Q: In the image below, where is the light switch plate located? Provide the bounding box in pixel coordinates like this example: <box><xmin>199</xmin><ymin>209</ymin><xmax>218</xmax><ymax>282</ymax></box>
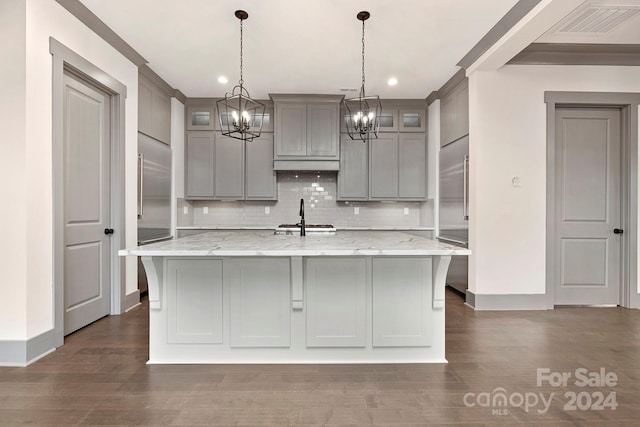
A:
<box><xmin>403</xmin><ymin>207</ymin><xmax>409</xmax><ymax>215</ymax></box>
<box><xmin>203</xmin><ymin>206</ymin><xmax>208</xmax><ymax>214</ymax></box>
<box><xmin>354</xmin><ymin>207</ymin><xmax>359</xmax><ymax>215</ymax></box>
<box><xmin>265</xmin><ymin>207</ymin><xmax>270</xmax><ymax>215</ymax></box>
<box><xmin>183</xmin><ymin>206</ymin><xmax>189</xmax><ymax>214</ymax></box>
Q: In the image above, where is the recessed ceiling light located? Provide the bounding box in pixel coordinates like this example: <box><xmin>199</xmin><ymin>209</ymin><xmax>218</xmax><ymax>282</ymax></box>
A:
<box><xmin>387</xmin><ymin>77</ymin><xmax>398</xmax><ymax>86</ymax></box>
<box><xmin>217</xmin><ymin>76</ymin><xmax>228</xmax><ymax>84</ymax></box>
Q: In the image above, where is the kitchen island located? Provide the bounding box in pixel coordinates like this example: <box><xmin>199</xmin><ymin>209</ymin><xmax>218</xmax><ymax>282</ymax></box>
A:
<box><xmin>119</xmin><ymin>231</ymin><xmax>470</xmax><ymax>364</ymax></box>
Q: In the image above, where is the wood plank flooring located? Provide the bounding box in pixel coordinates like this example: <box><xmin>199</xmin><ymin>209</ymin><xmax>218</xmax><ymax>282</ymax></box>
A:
<box><xmin>1</xmin><ymin>289</ymin><xmax>640</xmax><ymax>425</ymax></box>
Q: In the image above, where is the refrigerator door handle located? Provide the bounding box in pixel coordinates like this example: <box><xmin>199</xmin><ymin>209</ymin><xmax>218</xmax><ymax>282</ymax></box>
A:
<box><xmin>463</xmin><ymin>154</ymin><xmax>469</xmax><ymax>220</ymax></box>
<box><xmin>137</xmin><ymin>153</ymin><xmax>144</xmax><ymax>219</ymax></box>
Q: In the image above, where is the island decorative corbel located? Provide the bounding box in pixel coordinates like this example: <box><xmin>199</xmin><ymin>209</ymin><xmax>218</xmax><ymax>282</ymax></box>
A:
<box><xmin>141</xmin><ymin>256</ymin><xmax>164</xmax><ymax>310</ymax></box>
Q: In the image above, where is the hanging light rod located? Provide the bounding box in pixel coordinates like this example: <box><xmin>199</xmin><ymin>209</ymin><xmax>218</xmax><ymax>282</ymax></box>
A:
<box><xmin>342</xmin><ymin>10</ymin><xmax>382</xmax><ymax>143</ymax></box>
<box><xmin>216</xmin><ymin>9</ymin><xmax>265</xmax><ymax>142</ymax></box>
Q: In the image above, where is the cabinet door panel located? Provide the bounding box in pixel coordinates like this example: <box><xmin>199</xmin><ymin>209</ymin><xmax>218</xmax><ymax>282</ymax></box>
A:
<box><xmin>369</xmin><ymin>135</ymin><xmax>399</xmax><ymax>199</ymax></box>
<box><xmin>338</xmin><ymin>136</ymin><xmax>368</xmax><ymax>200</ymax></box>
<box><xmin>187</xmin><ymin>106</ymin><xmax>215</xmax><ymax>131</ymax></box>
<box><xmin>246</xmin><ymin>134</ymin><xmax>276</xmax><ymax>200</ymax></box>
<box><xmin>306</xmin><ymin>258</ymin><xmax>366</xmax><ymax>347</ymax></box>
<box><xmin>372</xmin><ymin>257</ymin><xmax>432</xmax><ymax>347</ymax></box>
<box><xmin>440</xmin><ymin>94</ymin><xmax>455</xmax><ymax>147</ymax></box>
<box><xmin>228</xmin><ymin>258</ymin><xmax>291</xmax><ymax>347</ymax></box>
<box><xmin>186</xmin><ymin>132</ymin><xmax>214</xmax><ymax>198</ymax></box>
<box><xmin>167</xmin><ymin>259</ymin><xmax>223</xmax><ymax>344</ymax></box>
<box><xmin>455</xmin><ymin>80</ymin><xmax>469</xmax><ymax>140</ymax></box>
<box><xmin>399</xmin><ymin>108</ymin><xmax>426</xmax><ymax>132</ymax></box>
<box><xmin>214</xmin><ymin>134</ymin><xmax>244</xmax><ymax>199</ymax></box>
<box><xmin>138</xmin><ymin>78</ymin><xmax>153</xmax><ymax>138</ymax></box>
<box><xmin>307</xmin><ymin>103</ymin><xmax>338</xmax><ymax>157</ymax></box>
<box><xmin>275</xmin><ymin>103</ymin><xmax>307</xmax><ymax>156</ymax></box>
<box><xmin>399</xmin><ymin>134</ymin><xmax>427</xmax><ymax>199</ymax></box>
<box><xmin>154</xmin><ymin>90</ymin><xmax>171</xmax><ymax>143</ymax></box>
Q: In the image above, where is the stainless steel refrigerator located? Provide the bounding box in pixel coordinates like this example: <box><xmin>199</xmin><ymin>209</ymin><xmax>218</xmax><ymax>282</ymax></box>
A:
<box><xmin>438</xmin><ymin>135</ymin><xmax>469</xmax><ymax>294</ymax></box>
<box><xmin>137</xmin><ymin>133</ymin><xmax>172</xmax><ymax>292</ymax></box>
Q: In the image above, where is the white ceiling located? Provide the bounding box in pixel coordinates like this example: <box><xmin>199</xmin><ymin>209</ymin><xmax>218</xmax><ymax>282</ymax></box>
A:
<box><xmin>79</xmin><ymin>0</ymin><xmax>521</xmax><ymax>99</ymax></box>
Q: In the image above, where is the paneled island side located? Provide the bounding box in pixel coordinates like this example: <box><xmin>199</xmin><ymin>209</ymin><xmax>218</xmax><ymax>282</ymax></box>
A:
<box><xmin>119</xmin><ymin>231</ymin><xmax>470</xmax><ymax>364</ymax></box>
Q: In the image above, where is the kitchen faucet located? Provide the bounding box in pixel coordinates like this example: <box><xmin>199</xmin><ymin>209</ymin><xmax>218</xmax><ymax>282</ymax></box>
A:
<box><xmin>297</xmin><ymin>198</ymin><xmax>306</xmax><ymax>236</ymax></box>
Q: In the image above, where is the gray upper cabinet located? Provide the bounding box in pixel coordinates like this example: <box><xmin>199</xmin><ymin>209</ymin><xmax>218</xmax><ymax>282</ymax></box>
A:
<box><xmin>369</xmin><ymin>135</ymin><xmax>400</xmax><ymax>199</ymax></box>
<box><xmin>369</xmin><ymin>133</ymin><xmax>427</xmax><ymax>200</ymax></box>
<box><xmin>186</xmin><ymin>131</ymin><xmax>215</xmax><ymax>198</ymax></box>
<box><xmin>398</xmin><ymin>134</ymin><xmax>427</xmax><ymax>199</ymax></box>
<box><xmin>139</xmin><ymin>74</ymin><xmax>171</xmax><ymax>144</ymax></box>
<box><xmin>214</xmin><ymin>134</ymin><xmax>245</xmax><ymax>199</ymax></box>
<box><xmin>246</xmin><ymin>134</ymin><xmax>276</xmax><ymax>200</ymax></box>
<box><xmin>187</xmin><ymin>106</ymin><xmax>215</xmax><ymax>131</ymax></box>
<box><xmin>338</xmin><ymin>136</ymin><xmax>368</xmax><ymax>200</ymax></box>
<box><xmin>275</xmin><ymin>102</ymin><xmax>307</xmax><ymax>156</ymax></box>
<box><xmin>272</xmin><ymin>94</ymin><xmax>341</xmax><ymax>161</ymax></box>
<box><xmin>307</xmin><ymin>103</ymin><xmax>339</xmax><ymax>156</ymax></box>
<box><xmin>440</xmin><ymin>78</ymin><xmax>468</xmax><ymax>147</ymax></box>
<box><xmin>184</xmin><ymin>98</ymin><xmax>276</xmax><ymax>201</ymax></box>
<box><xmin>340</xmin><ymin>107</ymin><xmax>398</xmax><ymax>133</ymax></box>
<box><xmin>399</xmin><ymin>108</ymin><xmax>426</xmax><ymax>132</ymax></box>
<box><xmin>339</xmin><ymin>100</ymin><xmax>428</xmax><ymax>201</ymax></box>
<box><xmin>185</xmin><ymin>130</ymin><xmax>276</xmax><ymax>201</ymax></box>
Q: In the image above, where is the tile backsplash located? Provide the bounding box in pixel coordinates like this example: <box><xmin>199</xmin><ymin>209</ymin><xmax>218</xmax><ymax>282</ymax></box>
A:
<box><xmin>179</xmin><ymin>172</ymin><xmax>433</xmax><ymax>228</ymax></box>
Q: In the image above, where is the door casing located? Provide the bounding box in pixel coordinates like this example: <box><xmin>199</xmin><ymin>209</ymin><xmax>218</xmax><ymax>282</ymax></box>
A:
<box><xmin>51</xmin><ymin>38</ymin><xmax>127</xmax><ymax>346</ymax></box>
<box><xmin>545</xmin><ymin>91</ymin><xmax>640</xmax><ymax>309</ymax></box>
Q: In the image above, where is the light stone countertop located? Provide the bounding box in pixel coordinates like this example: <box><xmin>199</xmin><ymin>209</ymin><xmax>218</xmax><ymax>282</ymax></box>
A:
<box><xmin>176</xmin><ymin>226</ymin><xmax>434</xmax><ymax>231</ymax></box>
<box><xmin>119</xmin><ymin>230</ymin><xmax>469</xmax><ymax>257</ymax></box>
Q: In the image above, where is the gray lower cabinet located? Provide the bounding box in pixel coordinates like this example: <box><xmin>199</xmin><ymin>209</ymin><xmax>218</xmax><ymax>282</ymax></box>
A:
<box><xmin>338</xmin><ymin>136</ymin><xmax>368</xmax><ymax>200</ymax></box>
<box><xmin>372</xmin><ymin>257</ymin><xmax>432</xmax><ymax>347</ymax></box>
<box><xmin>226</xmin><ymin>258</ymin><xmax>291</xmax><ymax>348</ymax></box>
<box><xmin>186</xmin><ymin>131</ymin><xmax>275</xmax><ymax>200</ymax></box>
<box><xmin>186</xmin><ymin>132</ymin><xmax>215</xmax><ymax>198</ymax></box>
<box><xmin>246</xmin><ymin>134</ymin><xmax>276</xmax><ymax>200</ymax></box>
<box><xmin>166</xmin><ymin>259</ymin><xmax>223</xmax><ymax>344</ymax></box>
<box><xmin>305</xmin><ymin>258</ymin><xmax>367</xmax><ymax>347</ymax></box>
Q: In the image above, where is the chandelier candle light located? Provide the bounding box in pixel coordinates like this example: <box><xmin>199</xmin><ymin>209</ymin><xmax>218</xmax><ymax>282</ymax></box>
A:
<box><xmin>217</xmin><ymin>10</ymin><xmax>265</xmax><ymax>142</ymax></box>
<box><xmin>343</xmin><ymin>11</ymin><xmax>382</xmax><ymax>143</ymax></box>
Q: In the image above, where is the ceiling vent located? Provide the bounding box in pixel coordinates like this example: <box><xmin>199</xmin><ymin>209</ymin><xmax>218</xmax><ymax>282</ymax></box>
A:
<box><xmin>557</xmin><ymin>4</ymin><xmax>640</xmax><ymax>33</ymax></box>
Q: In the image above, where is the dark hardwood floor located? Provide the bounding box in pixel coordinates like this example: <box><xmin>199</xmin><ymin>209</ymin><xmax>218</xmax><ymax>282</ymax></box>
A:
<box><xmin>1</xmin><ymin>288</ymin><xmax>640</xmax><ymax>426</ymax></box>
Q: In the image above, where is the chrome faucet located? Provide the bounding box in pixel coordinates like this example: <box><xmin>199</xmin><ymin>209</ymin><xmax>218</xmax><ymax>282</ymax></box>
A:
<box><xmin>297</xmin><ymin>198</ymin><xmax>306</xmax><ymax>236</ymax></box>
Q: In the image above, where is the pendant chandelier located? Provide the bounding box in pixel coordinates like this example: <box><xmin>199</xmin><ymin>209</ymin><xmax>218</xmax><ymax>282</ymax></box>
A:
<box><xmin>342</xmin><ymin>11</ymin><xmax>382</xmax><ymax>143</ymax></box>
<box><xmin>217</xmin><ymin>10</ymin><xmax>265</xmax><ymax>142</ymax></box>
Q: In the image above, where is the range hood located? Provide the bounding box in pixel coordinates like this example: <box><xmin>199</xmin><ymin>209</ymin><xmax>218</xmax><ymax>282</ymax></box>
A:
<box><xmin>273</xmin><ymin>160</ymin><xmax>339</xmax><ymax>171</ymax></box>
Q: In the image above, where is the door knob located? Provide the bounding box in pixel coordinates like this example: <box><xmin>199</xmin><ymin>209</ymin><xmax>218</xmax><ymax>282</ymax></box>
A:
<box><xmin>104</xmin><ymin>228</ymin><xmax>114</xmax><ymax>235</ymax></box>
<box><xmin>614</xmin><ymin>228</ymin><xmax>623</xmax><ymax>234</ymax></box>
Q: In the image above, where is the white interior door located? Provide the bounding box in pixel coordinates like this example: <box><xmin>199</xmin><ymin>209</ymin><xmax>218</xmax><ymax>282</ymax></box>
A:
<box><xmin>554</xmin><ymin>107</ymin><xmax>621</xmax><ymax>305</ymax></box>
<box><xmin>63</xmin><ymin>71</ymin><xmax>112</xmax><ymax>334</ymax></box>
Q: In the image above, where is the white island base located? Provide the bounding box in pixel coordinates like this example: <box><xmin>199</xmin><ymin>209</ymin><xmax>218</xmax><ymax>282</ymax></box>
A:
<box><xmin>125</xmin><ymin>232</ymin><xmax>470</xmax><ymax>364</ymax></box>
